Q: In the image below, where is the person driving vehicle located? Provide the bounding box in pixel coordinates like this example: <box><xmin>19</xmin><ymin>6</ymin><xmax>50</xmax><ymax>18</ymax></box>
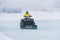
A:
<box><xmin>24</xmin><ymin>11</ymin><xmax>32</xmax><ymax>17</ymax></box>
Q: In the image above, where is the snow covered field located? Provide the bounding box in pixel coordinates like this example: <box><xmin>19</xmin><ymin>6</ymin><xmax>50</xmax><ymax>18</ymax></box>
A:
<box><xmin>0</xmin><ymin>32</ymin><xmax>14</xmax><ymax>40</ymax></box>
<box><xmin>0</xmin><ymin>10</ymin><xmax>60</xmax><ymax>40</ymax></box>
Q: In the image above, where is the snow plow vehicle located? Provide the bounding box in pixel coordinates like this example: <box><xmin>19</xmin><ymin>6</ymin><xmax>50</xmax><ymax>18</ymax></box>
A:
<box><xmin>20</xmin><ymin>11</ymin><xmax>37</xmax><ymax>29</ymax></box>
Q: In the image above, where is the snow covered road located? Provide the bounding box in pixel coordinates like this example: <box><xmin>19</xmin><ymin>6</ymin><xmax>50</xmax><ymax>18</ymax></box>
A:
<box><xmin>0</xmin><ymin>10</ymin><xmax>60</xmax><ymax>40</ymax></box>
<box><xmin>0</xmin><ymin>32</ymin><xmax>14</xmax><ymax>40</ymax></box>
<box><xmin>0</xmin><ymin>20</ymin><xmax>60</xmax><ymax>40</ymax></box>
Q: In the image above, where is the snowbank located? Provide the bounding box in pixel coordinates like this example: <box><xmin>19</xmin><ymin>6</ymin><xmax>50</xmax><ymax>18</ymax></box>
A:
<box><xmin>0</xmin><ymin>10</ymin><xmax>60</xmax><ymax>21</ymax></box>
<box><xmin>0</xmin><ymin>32</ymin><xmax>14</xmax><ymax>40</ymax></box>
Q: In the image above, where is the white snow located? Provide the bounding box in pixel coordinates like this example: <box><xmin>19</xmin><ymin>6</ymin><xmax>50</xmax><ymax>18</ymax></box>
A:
<box><xmin>0</xmin><ymin>10</ymin><xmax>60</xmax><ymax>40</ymax></box>
<box><xmin>0</xmin><ymin>32</ymin><xmax>14</xmax><ymax>40</ymax></box>
<box><xmin>0</xmin><ymin>0</ymin><xmax>59</xmax><ymax>10</ymax></box>
<box><xmin>0</xmin><ymin>10</ymin><xmax>60</xmax><ymax>21</ymax></box>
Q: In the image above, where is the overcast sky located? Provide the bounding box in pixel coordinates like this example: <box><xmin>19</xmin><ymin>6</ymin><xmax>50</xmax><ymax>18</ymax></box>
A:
<box><xmin>0</xmin><ymin>0</ymin><xmax>60</xmax><ymax>10</ymax></box>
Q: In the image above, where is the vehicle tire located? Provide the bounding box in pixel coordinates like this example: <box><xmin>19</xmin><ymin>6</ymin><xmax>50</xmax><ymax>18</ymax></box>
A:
<box><xmin>20</xmin><ymin>22</ymin><xmax>24</xmax><ymax>25</ymax></box>
<box><xmin>33</xmin><ymin>25</ymin><xmax>37</xmax><ymax>29</ymax></box>
<box><xmin>20</xmin><ymin>25</ymin><xmax>26</xmax><ymax>29</ymax></box>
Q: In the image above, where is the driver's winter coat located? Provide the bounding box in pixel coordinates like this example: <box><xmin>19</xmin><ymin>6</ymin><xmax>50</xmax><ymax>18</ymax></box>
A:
<box><xmin>24</xmin><ymin>13</ymin><xmax>31</xmax><ymax>17</ymax></box>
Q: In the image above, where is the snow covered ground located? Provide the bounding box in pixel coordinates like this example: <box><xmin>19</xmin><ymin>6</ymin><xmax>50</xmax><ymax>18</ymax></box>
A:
<box><xmin>0</xmin><ymin>32</ymin><xmax>14</xmax><ymax>40</ymax></box>
<box><xmin>0</xmin><ymin>10</ymin><xmax>60</xmax><ymax>40</ymax></box>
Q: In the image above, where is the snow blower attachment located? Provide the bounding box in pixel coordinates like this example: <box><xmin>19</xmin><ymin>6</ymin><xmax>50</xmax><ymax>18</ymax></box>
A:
<box><xmin>20</xmin><ymin>11</ymin><xmax>37</xmax><ymax>29</ymax></box>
